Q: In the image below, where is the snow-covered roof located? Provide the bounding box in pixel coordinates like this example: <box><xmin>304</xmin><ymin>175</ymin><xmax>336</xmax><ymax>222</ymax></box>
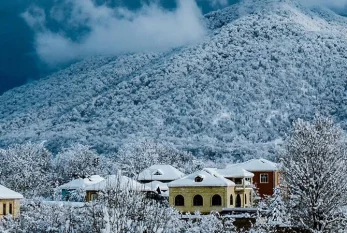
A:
<box><xmin>168</xmin><ymin>169</ymin><xmax>235</xmax><ymax>188</ymax></box>
<box><xmin>0</xmin><ymin>184</ymin><xmax>23</xmax><ymax>199</ymax></box>
<box><xmin>217</xmin><ymin>167</ymin><xmax>254</xmax><ymax>178</ymax></box>
<box><xmin>59</xmin><ymin>175</ymin><xmax>105</xmax><ymax>190</ymax></box>
<box><xmin>85</xmin><ymin>175</ymin><xmax>152</xmax><ymax>192</ymax></box>
<box><xmin>137</xmin><ymin>165</ymin><xmax>185</xmax><ymax>181</ymax></box>
<box><xmin>226</xmin><ymin>158</ymin><xmax>279</xmax><ymax>172</ymax></box>
<box><xmin>145</xmin><ymin>181</ymin><xmax>169</xmax><ymax>191</ymax></box>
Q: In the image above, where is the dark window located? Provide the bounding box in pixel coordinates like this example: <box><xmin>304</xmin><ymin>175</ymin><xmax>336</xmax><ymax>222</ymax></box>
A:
<box><xmin>154</xmin><ymin>170</ymin><xmax>162</xmax><ymax>175</ymax></box>
<box><xmin>212</xmin><ymin>194</ymin><xmax>222</xmax><ymax>206</ymax></box>
<box><xmin>9</xmin><ymin>204</ymin><xmax>12</xmax><ymax>215</ymax></box>
<box><xmin>234</xmin><ymin>178</ymin><xmax>242</xmax><ymax>184</ymax></box>
<box><xmin>245</xmin><ymin>194</ymin><xmax>247</xmax><ymax>204</ymax></box>
<box><xmin>175</xmin><ymin>195</ymin><xmax>185</xmax><ymax>206</ymax></box>
<box><xmin>3</xmin><ymin>204</ymin><xmax>6</xmax><ymax>215</ymax></box>
<box><xmin>230</xmin><ymin>194</ymin><xmax>233</xmax><ymax>205</ymax></box>
<box><xmin>236</xmin><ymin>194</ymin><xmax>241</xmax><ymax>208</ymax></box>
<box><xmin>260</xmin><ymin>174</ymin><xmax>269</xmax><ymax>183</ymax></box>
<box><xmin>194</xmin><ymin>176</ymin><xmax>203</xmax><ymax>182</ymax></box>
<box><xmin>193</xmin><ymin>195</ymin><xmax>203</xmax><ymax>206</ymax></box>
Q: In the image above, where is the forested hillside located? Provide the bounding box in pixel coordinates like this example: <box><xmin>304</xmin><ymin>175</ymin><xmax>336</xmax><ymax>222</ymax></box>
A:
<box><xmin>1</xmin><ymin>0</ymin><xmax>346</xmax><ymax>160</ymax></box>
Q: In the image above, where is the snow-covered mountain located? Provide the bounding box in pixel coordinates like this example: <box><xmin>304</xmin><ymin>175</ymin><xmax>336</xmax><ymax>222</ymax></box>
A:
<box><xmin>1</xmin><ymin>0</ymin><xmax>347</xmax><ymax>160</ymax></box>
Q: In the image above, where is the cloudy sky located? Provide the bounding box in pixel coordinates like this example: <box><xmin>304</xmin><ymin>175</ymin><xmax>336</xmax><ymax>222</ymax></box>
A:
<box><xmin>0</xmin><ymin>0</ymin><xmax>346</xmax><ymax>94</ymax></box>
<box><xmin>0</xmin><ymin>0</ymin><xmax>239</xmax><ymax>94</ymax></box>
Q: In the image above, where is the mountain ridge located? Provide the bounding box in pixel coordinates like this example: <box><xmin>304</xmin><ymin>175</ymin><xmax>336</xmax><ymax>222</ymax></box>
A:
<box><xmin>1</xmin><ymin>0</ymin><xmax>346</xmax><ymax>160</ymax></box>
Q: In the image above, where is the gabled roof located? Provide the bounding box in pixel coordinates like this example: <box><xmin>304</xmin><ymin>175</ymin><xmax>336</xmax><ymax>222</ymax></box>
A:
<box><xmin>0</xmin><ymin>185</ymin><xmax>23</xmax><ymax>199</ymax></box>
<box><xmin>59</xmin><ymin>175</ymin><xmax>105</xmax><ymax>190</ymax></box>
<box><xmin>85</xmin><ymin>175</ymin><xmax>151</xmax><ymax>192</ymax></box>
<box><xmin>226</xmin><ymin>158</ymin><xmax>279</xmax><ymax>172</ymax></box>
<box><xmin>217</xmin><ymin>167</ymin><xmax>254</xmax><ymax>178</ymax></box>
<box><xmin>137</xmin><ymin>165</ymin><xmax>185</xmax><ymax>181</ymax></box>
<box><xmin>168</xmin><ymin>168</ymin><xmax>235</xmax><ymax>188</ymax></box>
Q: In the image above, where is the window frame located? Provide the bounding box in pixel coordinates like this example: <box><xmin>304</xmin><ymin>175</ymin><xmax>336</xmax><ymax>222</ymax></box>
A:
<box><xmin>260</xmin><ymin>173</ymin><xmax>269</xmax><ymax>183</ymax></box>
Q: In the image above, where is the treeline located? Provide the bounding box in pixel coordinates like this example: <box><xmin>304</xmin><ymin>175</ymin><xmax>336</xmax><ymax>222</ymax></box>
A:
<box><xmin>0</xmin><ymin>139</ymin><xmax>204</xmax><ymax>198</ymax></box>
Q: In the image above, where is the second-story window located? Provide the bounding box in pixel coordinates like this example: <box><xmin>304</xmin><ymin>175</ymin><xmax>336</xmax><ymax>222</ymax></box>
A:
<box><xmin>234</xmin><ymin>178</ymin><xmax>242</xmax><ymax>184</ymax></box>
<box><xmin>260</xmin><ymin>174</ymin><xmax>269</xmax><ymax>183</ymax></box>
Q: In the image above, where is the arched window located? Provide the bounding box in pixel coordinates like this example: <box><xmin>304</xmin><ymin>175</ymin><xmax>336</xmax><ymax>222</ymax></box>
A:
<box><xmin>245</xmin><ymin>194</ymin><xmax>247</xmax><ymax>204</ymax></box>
<box><xmin>236</xmin><ymin>194</ymin><xmax>241</xmax><ymax>208</ymax></box>
<box><xmin>230</xmin><ymin>194</ymin><xmax>233</xmax><ymax>205</ymax></box>
<box><xmin>193</xmin><ymin>195</ymin><xmax>203</xmax><ymax>206</ymax></box>
<box><xmin>212</xmin><ymin>194</ymin><xmax>222</xmax><ymax>206</ymax></box>
<box><xmin>175</xmin><ymin>195</ymin><xmax>185</xmax><ymax>206</ymax></box>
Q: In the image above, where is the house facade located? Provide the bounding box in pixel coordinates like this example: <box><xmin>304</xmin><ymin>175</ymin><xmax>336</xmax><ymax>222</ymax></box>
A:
<box><xmin>226</xmin><ymin>158</ymin><xmax>280</xmax><ymax>197</ymax></box>
<box><xmin>0</xmin><ymin>185</ymin><xmax>23</xmax><ymax>218</ymax></box>
<box><xmin>168</xmin><ymin>169</ymin><xmax>253</xmax><ymax>214</ymax></box>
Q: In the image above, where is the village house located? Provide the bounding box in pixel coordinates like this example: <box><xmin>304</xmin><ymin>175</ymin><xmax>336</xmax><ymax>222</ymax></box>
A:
<box><xmin>168</xmin><ymin>168</ymin><xmax>253</xmax><ymax>214</ymax></box>
<box><xmin>59</xmin><ymin>175</ymin><xmax>105</xmax><ymax>201</ymax></box>
<box><xmin>59</xmin><ymin>174</ymin><xmax>152</xmax><ymax>202</ymax></box>
<box><xmin>0</xmin><ymin>184</ymin><xmax>23</xmax><ymax>218</ymax></box>
<box><xmin>85</xmin><ymin>174</ymin><xmax>152</xmax><ymax>201</ymax></box>
<box><xmin>137</xmin><ymin>165</ymin><xmax>185</xmax><ymax>184</ymax></box>
<box><xmin>226</xmin><ymin>158</ymin><xmax>280</xmax><ymax>197</ymax></box>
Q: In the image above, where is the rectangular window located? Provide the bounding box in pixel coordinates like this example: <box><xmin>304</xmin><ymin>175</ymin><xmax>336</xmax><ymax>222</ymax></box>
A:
<box><xmin>260</xmin><ymin>174</ymin><xmax>269</xmax><ymax>183</ymax></box>
<box><xmin>234</xmin><ymin>178</ymin><xmax>242</xmax><ymax>184</ymax></box>
<box><xmin>9</xmin><ymin>203</ymin><xmax>12</xmax><ymax>215</ymax></box>
<box><xmin>3</xmin><ymin>204</ymin><xmax>6</xmax><ymax>215</ymax></box>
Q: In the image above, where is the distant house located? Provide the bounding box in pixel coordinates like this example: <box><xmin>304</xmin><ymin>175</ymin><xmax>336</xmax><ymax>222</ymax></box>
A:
<box><xmin>0</xmin><ymin>184</ymin><xmax>23</xmax><ymax>218</ymax></box>
<box><xmin>168</xmin><ymin>168</ymin><xmax>253</xmax><ymax>214</ymax></box>
<box><xmin>59</xmin><ymin>175</ymin><xmax>152</xmax><ymax>202</ymax></box>
<box><xmin>137</xmin><ymin>165</ymin><xmax>185</xmax><ymax>184</ymax></box>
<box><xmin>58</xmin><ymin>175</ymin><xmax>105</xmax><ymax>201</ymax></box>
<box><xmin>85</xmin><ymin>175</ymin><xmax>152</xmax><ymax>201</ymax></box>
<box><xmin>226</xmin><ymin>158</ymin><xmax>280</xmax><ymax>197</ymax></box>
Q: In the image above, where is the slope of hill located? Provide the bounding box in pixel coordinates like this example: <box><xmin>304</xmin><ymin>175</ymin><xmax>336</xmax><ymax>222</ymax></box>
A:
<box><xmin>1</xmin><ymin>0</ymin><xmax>347</xmax><ymax>160</ymax></box>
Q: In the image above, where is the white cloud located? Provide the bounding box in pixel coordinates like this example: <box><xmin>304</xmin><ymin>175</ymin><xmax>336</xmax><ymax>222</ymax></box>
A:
<box><xmin>208</xmin><ymin>0</ymin><xmax>229</xmax><ymax>7</ymax></box>
<box><xmin>23</xmin><ymin>0</ymin><xmax>207</xmax><ymax>66</ymax></box>
<box><xmin>21</xmin><ymin>5</ymin><xmax>46</xmax><ymax>31</ymax></box>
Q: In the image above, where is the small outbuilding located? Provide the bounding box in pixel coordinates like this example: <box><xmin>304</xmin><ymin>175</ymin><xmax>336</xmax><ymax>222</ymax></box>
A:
<box><xmin>58</xmin><ymin>175</ymin><xmax>105</xmax><ymax>201</ymax></box>
<box><xmin>0</xmin><ymin>184</ymin><xmax>24</xmax><ymax>218</ymax></box>
<box><xmin>85</xmin><ymin>174</ymin><xmax>152</xmax><ymax>201</ymax></box>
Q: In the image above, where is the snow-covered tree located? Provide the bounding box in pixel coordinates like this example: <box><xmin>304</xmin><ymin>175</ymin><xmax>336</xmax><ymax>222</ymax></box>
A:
<box><xmin>267</xmin><ymin>187</ymin><xmax>290</xmax><ymax>227</ymax></box>
<box><xmin>0</xmin><ymin>199</ymin><xmax>97</xmax><ymax>233</ymax></box>
<box><xmin>116</xmin><ymin>139</ymin><xmax>203</xmax><ymax>178</ymax></box>
<box><xmin>0</xmin><ymin>142</ymin><xmax>53</xmax><ymax>197</ymax></box>
<box><xmin>281</xmin><ymin>115</ymin><xmax>347</xmax><ymax>232</ymax></box>
<box><xmin>53</xmin><ymin>144</ymin><xmax>116</xmax><ymax>185</ymax></box>
<box><xmin>250</xmin><ymin>187</ymin><xmax>290</xmax><ymax>233</ymax></box>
